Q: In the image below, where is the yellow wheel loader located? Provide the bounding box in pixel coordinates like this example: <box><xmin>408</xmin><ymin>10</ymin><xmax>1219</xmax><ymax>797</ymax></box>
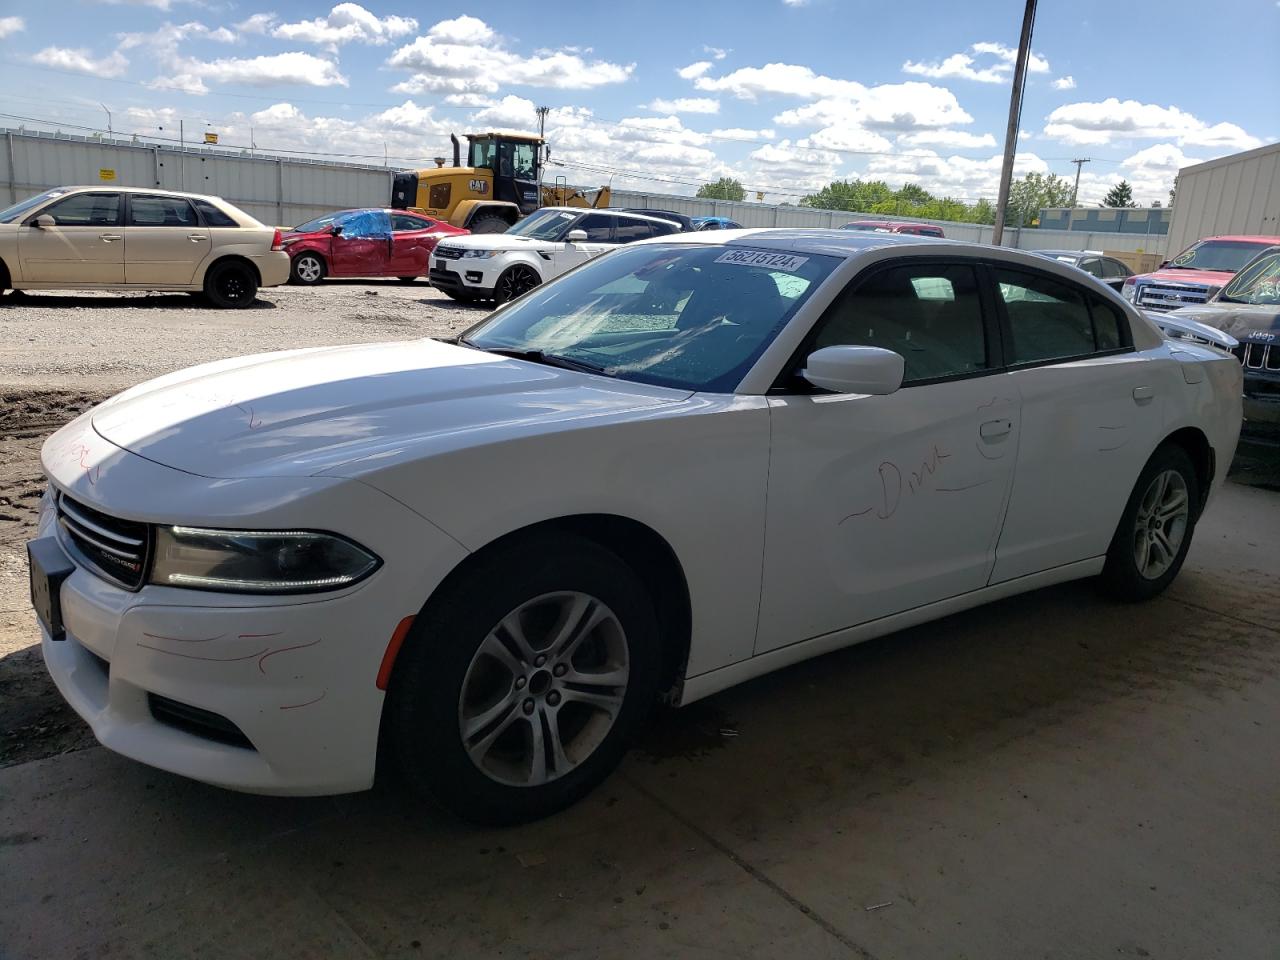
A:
<box><xmin>391</xmin><ymin>132</ymin><xmax>611</xmax><ymax>234</ymax></box>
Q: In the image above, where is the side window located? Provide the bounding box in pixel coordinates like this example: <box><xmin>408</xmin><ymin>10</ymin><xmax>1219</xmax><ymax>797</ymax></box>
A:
<box><xmin>995</xmin><ymin>268</ymin><xmax>1099</xmax><ymax>363</ymax></box>
<box><xmin>811</xmin><ymin>262</ymin><xmax>990</xmax><ymax>384</ymax></box>
<box><xmin>41</xmin><ymin>193</ymin><xmax>120</xmax><ymax>226</ymax></box>
<box><xmin>575</xmin><ymin>214</ymin><xmax>615</xmax><ymax>242</ymax></box>
<box><xmin>1078</xmin><ymin>258</ymin><xmax>1104</xmax><ymax>278</ymax></box>
<box><xmin>129</xmin><ymin>195</ymin><xmax>198</xmax><ymax>227</ymax></box>
<box><xmin>392</xmin><ymin>213</ymin><xmax>430</xmax><ymax>232</ymax></box>
<box><xmin>1088</xmin><ymin>295</ymin><xmax>1127</xmax><ymax>351</ymax></box>
<box><xmin>649</xmin><ymin>220</ymin><xmax>679</xmax><ymax>237</ymax></box>
<box><xmin>192</xmin><ymin>199</ymin><xmax>239</xmax><ymax>227</ymax></box>
<box><xmin>1102</xmin><ymin>259</ymin><xmax>1129</xmax><ymax>280</ymax></box>
<box><xmin>512</xmin><ymin>142</ymin><xmax>537</xmax><ymax>180</ymax></box>
<box><xmin>612</xmin><ymin>219</ymin><xmax>656</xmax><ymax>243</ymax></box>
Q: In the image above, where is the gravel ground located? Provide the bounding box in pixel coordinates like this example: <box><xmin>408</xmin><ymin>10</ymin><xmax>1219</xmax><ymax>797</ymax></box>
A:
<box><xmin>0</xmin><ymin>280</ymin><xmax>486</xmax><ymax>766</ymax></box>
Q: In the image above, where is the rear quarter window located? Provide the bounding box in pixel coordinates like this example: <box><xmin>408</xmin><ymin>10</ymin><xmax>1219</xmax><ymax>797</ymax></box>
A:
<box><xmin>194</xmin><ymin>199</ymin><xmax>240</xmax><ymax>227</ymax></box>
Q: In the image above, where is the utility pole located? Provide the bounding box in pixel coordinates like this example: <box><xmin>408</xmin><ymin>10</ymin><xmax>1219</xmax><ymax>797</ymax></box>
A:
<box><xmin>991</xmin><ymin>0</ymin><xmax>1038</xmax><ymax>247</ymax></box>
<box><xmin>179</xmin><ymin>119</ymin><xmax>185</xmax><ymax>190</ymax></box>
<box><xmin>535</xmin><ymin>105</ymin><xmax>550</xmax><ymax>202</ymax></box>
<box><xmin>1069</xmin><ymin>157</ymin><xmax>1091</xmax><ymax>207</ymax></box>
<box><xmin>99</xmin><ymin>103</ymin><xmax>112</xmax><ymax>137</ymax></box>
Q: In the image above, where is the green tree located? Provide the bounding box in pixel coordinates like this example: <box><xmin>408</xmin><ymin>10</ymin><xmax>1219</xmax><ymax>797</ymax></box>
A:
<box><xmin>1005</xmin><ymin>172</ymin><xmax>1074</xmax><ymax>227</ymax></box>
<box><xmin>1102</xmin><ymin>180</ymin><xmax>1137</xmax><ymax>208</ymax></box>
<box><xmin>800</xmin><ymin>178</ymin><xmax>894</xmax><ymax>211</ymax></box>
<box><xmin>696</xmin><ymin>177</ymin><xmax>746</xmax><ymax>202</ymax></box>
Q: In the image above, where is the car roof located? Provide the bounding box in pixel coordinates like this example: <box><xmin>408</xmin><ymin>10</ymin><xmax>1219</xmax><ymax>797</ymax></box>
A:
<box><xmin>542</xmin><ymin>206</ymin><xmax>683</xmax><ymax>226</ymax></box>
<box><xmin>1199</xmin><ymin>235</ymin><xmax>1280</xmax><ymax>244</ymax></box>
<box><xmin>53</xmin><ymin>185</ymin><xmax>228</xmax><ymax>204</ymax></box>
<box><xmin>642</xmin><ymin>227</ymin><xmax>1036</xmax><ymax>259</ymax></box>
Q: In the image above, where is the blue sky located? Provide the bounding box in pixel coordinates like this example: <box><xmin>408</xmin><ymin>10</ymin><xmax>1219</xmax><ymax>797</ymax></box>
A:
<box><xmin>0</xmin><ymin>0</ymin><xmax>1275</xmax><ymax>204</ymax></box>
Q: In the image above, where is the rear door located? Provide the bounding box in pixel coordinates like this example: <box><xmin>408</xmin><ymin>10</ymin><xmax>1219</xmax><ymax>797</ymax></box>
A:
<box><xmin>17</xmin><ymin>192</ymin><xmax>124</xmax><ymax>283</ymax></box>
<box><xmin>330</xmin><ymin>210</ymin><xmax>392</xmax><ymax>277</ymax></box>
<box><xmin>124</xmin><ymin>194</ymin><xmax>210</xmax><ymax>285</ymax></box>
<box><xmin>388</xmin><ymin>212</ymin><xmax>436</xmax><ymax>277</ymax></box>
<box><xmin>988</xmin><ymin>265</ymin><xmax>1164</xmax><ymax>582</ymax></box>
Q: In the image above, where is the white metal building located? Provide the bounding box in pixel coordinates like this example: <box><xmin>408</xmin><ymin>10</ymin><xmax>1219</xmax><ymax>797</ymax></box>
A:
<box><xmin>1166</xmin><ymin>142</ymin><xmax>1280</xmax><ymax>255</ymax></box>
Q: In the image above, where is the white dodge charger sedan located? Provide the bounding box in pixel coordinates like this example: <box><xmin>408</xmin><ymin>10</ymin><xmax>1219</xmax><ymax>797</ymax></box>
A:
<box><xmin>30</xmin><ymin>230</ymin><xmax>1242</xmax><ymax>823</ymax></box>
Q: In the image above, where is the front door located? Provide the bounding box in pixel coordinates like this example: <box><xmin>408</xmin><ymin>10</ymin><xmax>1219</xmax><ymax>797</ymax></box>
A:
<box><xmin>331</xmin><ymin>210</ymin><xmax>392</xmax><ymax>277</ymax></box>
<box><xmin>756</xmin><ymin>260</ymin><xmax>1020</xmax><ymax>653</ymax></box>
<box><xmin>987</xmin><ymin>266</ymin><xmax>1165</xmax><ymax>582</ymax></box>
<box><xmin>124</xmin><ymin>194</ymin><xmax>210</xmax><ymax>285</ymax></box>
<box><xmin>552</xmin><ymin>213</ymin><xmax>615</xmax><ymax>278</ymax></box>
<box><xmin>18</xmin><ymin>192</ymin><xmax>124</xmax><ymax>284</ymax></box>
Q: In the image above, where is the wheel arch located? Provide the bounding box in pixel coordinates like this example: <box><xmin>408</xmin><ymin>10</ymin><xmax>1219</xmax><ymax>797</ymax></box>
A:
<box><xmin>1157</xmin><ymin>425</ymin><xmax>1214</xmax><ymax>512</ymax></box>
<box><xmin>0</xmin><ymin>256</ymin><xmax>10</xmax><ymax>289</ymax></box>
<box><xmin>202</xmin><ymin>254</ymin><xmax>262</xmax><ymax>286</ymax></box>
<box><xmin>408</xmin><ymin>512</ymin><xmax>693</xmax><ymax>702</ymax></box>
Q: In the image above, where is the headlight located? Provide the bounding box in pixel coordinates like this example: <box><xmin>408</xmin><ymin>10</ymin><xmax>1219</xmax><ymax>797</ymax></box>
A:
<box><xmin>150</xmin><ymin>526</ymin><xmax>380</xmax><ymax>594</ymax></box>
<box><xmin>461</xmin><ymin>249</ymin><xmax>498</xmax><ymax>259</ymax></box>
<box><xmin>1121</xmin><ymin>280</ymin><xmax>1137</xmax><ymax>302</ymax></box>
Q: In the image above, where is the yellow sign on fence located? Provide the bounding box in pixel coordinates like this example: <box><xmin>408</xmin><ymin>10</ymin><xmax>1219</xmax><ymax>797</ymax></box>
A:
<box><xmin>98</xmin><ymin>168</ymin><xmax>116</xmax><ymax>181</ymax></box>
<box><xmin>204</xmin><ymin>132</ymin><xmax>218</xmax><ymax>144</ymax></box>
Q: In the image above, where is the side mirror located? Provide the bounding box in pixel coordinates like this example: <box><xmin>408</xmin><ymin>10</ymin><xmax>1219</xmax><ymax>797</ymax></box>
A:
<box><xmin>331</xmin><ymin>224</ymin><xmax>344</xmax><ymax>237</ymax></box>
<box><xmin>566</xmin><ymin>229</ymin><xmax>588</xmax><ymax>243</ymax></box>
<box><xmin>32</xmin><ymin>214</ymin><xmax>55</xmax><ymax>229</ymax></box>
<box><xmin>801</xmin><ymin>345</ymin><xmax>904</xmax><ymax>395</ymax></box>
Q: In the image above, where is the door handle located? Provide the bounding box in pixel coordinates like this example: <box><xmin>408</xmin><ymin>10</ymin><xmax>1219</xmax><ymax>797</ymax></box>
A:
<box><xmin>99</xmin><ymin>234</ymin><xmax>121</xmax><ymax>242</ymax></box>
<box><xmin>980</xmin><ymin>419</ymin><xmax>1013</xmax><ymax>440</ymax></box>
<box><xmin>1132</xmin><ymin>385</ymin><xmax>1155</xmax><ymax>404</ymax></box>
<box><xmin>187</xmin><ymin>234</ymin><xmax>206</xmax><ymax>242</ymax></box>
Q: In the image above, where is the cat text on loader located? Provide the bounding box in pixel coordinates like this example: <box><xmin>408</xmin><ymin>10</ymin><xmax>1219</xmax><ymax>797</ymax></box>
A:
<box><xmin>391</xmin><ymin>131</ymin><xmax>611</xmax><ymax>234</ymax></box>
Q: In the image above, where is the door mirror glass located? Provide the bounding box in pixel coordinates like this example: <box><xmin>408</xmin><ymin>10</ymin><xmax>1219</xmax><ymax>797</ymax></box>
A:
<box><xmin>801</xmin><ymin>345</ymin><xmax>904</xmax><ymax>395</ymax></box>
<box><xmin>32</xmin><ymin>214</ymin><xmax>55</xmax><ymax>229</ymax></box>
<box><xmin>566</xmin><ymin>228</ymin><xmax>588</xmax><ymax>242</ymax></box>
<box><xmin>331</xmin><ymin>224</ymin><xmax>344</xmax><ymax>237</ymax></box>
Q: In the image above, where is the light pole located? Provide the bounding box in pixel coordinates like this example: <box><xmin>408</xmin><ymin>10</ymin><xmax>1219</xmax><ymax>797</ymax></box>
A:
<box><xmin>991</xmin><ymin>0</ymin><xmax>1038</xmax><ymax>246</ymax></box>
<box><xmin>99</xmin><ymin>103</ymin><xmax>112</xmax><ymax>137</ymax></box>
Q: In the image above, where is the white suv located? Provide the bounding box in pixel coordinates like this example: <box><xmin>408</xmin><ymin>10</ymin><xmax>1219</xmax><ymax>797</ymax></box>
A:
<box><xmin>429</xmin><ymin>207</ymin><xmax>682</xmax><ymax>303</ymax></box>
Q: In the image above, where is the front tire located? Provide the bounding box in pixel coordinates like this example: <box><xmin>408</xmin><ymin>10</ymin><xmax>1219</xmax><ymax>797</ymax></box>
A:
<box><xmin>203</xmin><ymin>261</ymin><xmax>259</xmax><ymax>309</ymax></box>
<box><xmin>290</xmin><ymin>253</ymin><xmax>326</xmax><ymax>286</ymax></box>
<box><xmin>493</xmin><ymin>265</ymin><xmax>541</xmax><ymax>305</ymax></box>
<box><xmin>1100</xmin><ymin>444</ymin><xmax>1200</xmax><ymax>601</ymax></box>
<box><xmin>468</xmin><ymin>214</ymin><xmax>511</xmax><ymax>235</ymax></box>
<box><xmin>387</xmin><ymin>535</ymin><xmax>659</xmax><ymax>825</ymax></box>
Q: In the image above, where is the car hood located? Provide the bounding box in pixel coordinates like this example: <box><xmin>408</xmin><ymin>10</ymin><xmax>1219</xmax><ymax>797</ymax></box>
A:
<box><xmin>1139</xmin><ymin>268</ymin><xmax>1233</xmax><ymax>286</ymax></box>
<box><xmin>435</xmin><ymin>234</ymin><xmax>560</xmax><ymax>252</ymax></box>
<box><xmin>1167</xmin><ymin>303</ymin><xmax>1280</xmax><ymax>340</ymax></box>
<box><xmin>90</xmin><ymin>339</ymin><xmax>691</xmax><ymax>479</ymax></box>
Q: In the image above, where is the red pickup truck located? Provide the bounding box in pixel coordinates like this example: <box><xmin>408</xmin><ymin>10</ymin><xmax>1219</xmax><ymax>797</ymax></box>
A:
<box><xmin>1122</xmin><ymin>234</ymin><xmax>1280</xmax><ymax>311</ymax></box>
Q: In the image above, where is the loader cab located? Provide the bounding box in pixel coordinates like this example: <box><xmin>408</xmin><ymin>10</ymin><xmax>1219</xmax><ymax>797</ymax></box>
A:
<box><xmin>468</xmin><ymin>134</ymin><xmax>542</xmax><ymax>216</ymax></box>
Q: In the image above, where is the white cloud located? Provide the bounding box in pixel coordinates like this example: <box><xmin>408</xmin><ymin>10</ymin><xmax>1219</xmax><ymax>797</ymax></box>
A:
<box><xmin>703</xmin><ymin>45</ymin><xmax>728</xmax><ymax>60</ymax></box>
<box><xmin>806</xmin><ymin>126</ymin><xmax>894</xmax><ymax>154</ymax></box>
<box><xmin>782</xmin><ymin>0</ymin><xmax>809</xmax><ymax>6</ymax></box>
<box><xmin>866</xmin><ymin>149</ymin><xmax>1050</xmax><ymax>200</ymax></box>
<box><xmin>696</xmin><ymin>62</ymin><xmax>864</xmax><ymax>100</ymax></box>
<box><xmin>710</xmin><ymin>127</ymin><xmax>776</xmax><ymax>141</ymax></box>
<box><xmin>443</xmin><ymin>92</ymin><xmax>492</xmax><ymax>107</ymax></box>
<box><xmin>471</xmin><ymin>94</ymin><xmax>537</xmax><ymax>129</ymax></box>
<box><xmin>272</xmin><ymin>4</ymin><xmax>418</xmax><ymax>47</ymax></box>
<box><xmin>388</xmin><ymin>15</ymin><xmax>633</xmax><ymax>92</ymax></box>
<box><xmin>146</xmin><ymin>73</ymin><xmax>209</xmax><ymax>94</ymax></box>
<box><xmin>1043</xmin><ymin>98</ymin><xmax>1264</xmax><ymax>151</ymax></box>
<box><xmin>677</xmin><ymin>60</ymin><xmax>712</xmax><ymax>80</ymax></box>
<box><xmin>32</xmin><ymin>46</ymin><xmax>129</xmax><ymax>78</ymax></box>
<box><xmin>195</xmin><ymin>52</ymin><xmax>348</xmax><ymax>88</ymax></box>
<box><xmin>90</xmin><ymin>0</ymin><xmax>195</xmax><ymax>8</ymax></box>
<box><xmin>748</xmin><ymin>140</ymin><xmax>842</xmax><ymax>191</ymax></box>
<box><xmin>897</xmin><ymin>129</ymin><xmax>998</xmax><ymax>149</ymax></box>
<box><xmin>774</xmin><ymin>83</ymin><xmax>973</xmax><ymax>133</ymax></box>
<box><xmin>235</xmin><ymin>13</ymin><xmax>277</xmax><ymax>35</ymax></box>
<box><xmin>1052</xmin><ymin>75</ymin><xmax>1076</xmax><ymax>90</ymax></box>
<box><xmin>0</xmin><ymin>16</ymin><xmax>25</xmax><ymax>39</ymax></box>
<box><xmin>904</xmin><ymin>40</ymin><xmax>1048</xmax><ymax>83</ymax></box>
<box><xmin>647</xmin><ymin>97</ymin><xmax>719</xmax><ymax>114</ymax></box>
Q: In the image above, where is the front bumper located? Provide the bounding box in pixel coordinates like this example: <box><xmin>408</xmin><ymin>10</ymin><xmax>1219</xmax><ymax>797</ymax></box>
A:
<box><xmin>428</xmin><ymin>255</ymin><xmax>501</xmax><ymax>295</ymax></box>
<box><xmin>33</xmin><ymin>423</ymin><xmax>467</xmax><ymax>795</ymax></box>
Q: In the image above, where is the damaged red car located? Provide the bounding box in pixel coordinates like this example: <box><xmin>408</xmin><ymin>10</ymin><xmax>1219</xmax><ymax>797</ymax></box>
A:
<box><xmin>282</xmin><ymin>208</ymin><xmax>469</xmax><ymax>284</ymax></box>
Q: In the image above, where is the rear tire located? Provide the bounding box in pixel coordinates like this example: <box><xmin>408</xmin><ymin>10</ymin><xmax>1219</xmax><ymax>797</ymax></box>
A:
<box><xmin>203</xmin><ymin>261</ymin><xmax>259</xmax><ymax>309</ymax></box>
<box><xmin>1100</xmin><ymin>444</ymin><xmax>1200</xmax><ymax>601</ymax></box>
<box><xmin>386</xmin><ymin>535</ymin><xmax>659</xmax><ymax>825</ymax></box>
<box><xmin>290</xmin><ymin>253</ymin><xmax>326</xmax><ymax>286</ymax></box>
<box><xmin>468</xmin><ymin>214</ymin><xmax>512</xmax><ymax>235</ymax></box>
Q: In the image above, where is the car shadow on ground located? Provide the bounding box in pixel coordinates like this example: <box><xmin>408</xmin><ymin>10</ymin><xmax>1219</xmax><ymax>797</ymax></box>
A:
<box><xmin>0</xmin><ymin>291</ymin><xmax>278</xmax><ymax>310</ymax></box>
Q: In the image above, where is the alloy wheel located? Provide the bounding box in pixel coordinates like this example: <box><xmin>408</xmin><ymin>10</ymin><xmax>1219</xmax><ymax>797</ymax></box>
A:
<box><xmin>1133</xmin><ymin>468</ymin><xmax>1189</xmax><ymax>580</ymax></box>
<box><xmin>497</xmin><ymin>266</ymin><xmax>539</xmax><ymax>302</ymax></box>
<box><xmin>296</xmin><ymin>256</ymin><xmax>323</xmax><ymax>283</ymax></box>
<box><xmin>458</xmin><ymin>591</ymin><xmax>629</xmax><ymax>787</ymax></box>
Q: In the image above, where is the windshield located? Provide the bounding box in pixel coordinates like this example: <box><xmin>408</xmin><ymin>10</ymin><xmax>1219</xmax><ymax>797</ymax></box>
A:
<box><xmin>293</xmin><ymin>212</ymin><xmax>352</xmax><ymax>233</ymax></box>
<box><xmin>468</xmin><ymin>138</ymin><xmax>495</xmax><ymax>169</ymax></box>
<box><xmin>507</xmin><ymin>208</ymin><xmax>579</xmax><ymax>240</ymax></box>
<box><xmin>1220</xmin><ymin>250</ymin><xmax>1280</xmax><ymax>305</ymax></box>
<box><xmin>1165</xmin><ymin>240</ymin><xmax>1272</xmax><ymax>274</ymax></box>
<box><xmin>0</xmin><ymin>189</ymin><xmax>68</xmax><ymax>224</ymax></box>
<box><xmin>463</xmin><ymin>243</ymin><xmax>840</xmax><ymax>392</ymax></box>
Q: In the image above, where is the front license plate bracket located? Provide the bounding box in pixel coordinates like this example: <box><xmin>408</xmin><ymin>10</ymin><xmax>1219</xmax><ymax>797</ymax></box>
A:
<box><xmin>28</xmin><ymin>537</ymin><xmax>75</xmax><ymax>641</ymax></box>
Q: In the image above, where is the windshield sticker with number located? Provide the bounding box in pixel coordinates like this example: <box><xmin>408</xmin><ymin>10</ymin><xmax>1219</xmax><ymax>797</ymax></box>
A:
<box><xmin>715</xmin><ymin>250</ymin><xmax>809</xmax><ymax>271</ymax></box>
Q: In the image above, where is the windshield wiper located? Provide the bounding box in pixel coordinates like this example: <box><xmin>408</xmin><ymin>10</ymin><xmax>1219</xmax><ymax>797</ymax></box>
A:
<box><xmin>482</xmin><ymin>347</ymin><xmax>607</xmax><ymax>375</ymax></box>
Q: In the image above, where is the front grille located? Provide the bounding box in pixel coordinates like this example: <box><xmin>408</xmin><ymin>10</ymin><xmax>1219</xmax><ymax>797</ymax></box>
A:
<box><xmin>434</xmin><ymin>246</ymin><xmax>463</xmax><ymax>260</ymax></box>
<box><xmin>148</xmin><ymin>693</ymin><xmax>254</xmax><ymax>749</ymax></box>
<box><xmin>56</xmin><ymin>494</ymin><xmax>149</xmax><ymax>590</ymax></box>
<box><xmin>1136</xmin><ymin>282</ymin><xmax>1211</xmax><ymax>311</ymax></box>
<box><xmin>1241</xmin><ymin>341</ymin><xmax>1279</xmax><ymax>371</ymax></box>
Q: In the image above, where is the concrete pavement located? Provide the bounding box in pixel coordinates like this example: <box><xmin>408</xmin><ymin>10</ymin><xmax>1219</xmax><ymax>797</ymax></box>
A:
<box><xmin>2</xmin><ymin>480</ymin><xmax>1277</xmax><ymax>960</ymax></box>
